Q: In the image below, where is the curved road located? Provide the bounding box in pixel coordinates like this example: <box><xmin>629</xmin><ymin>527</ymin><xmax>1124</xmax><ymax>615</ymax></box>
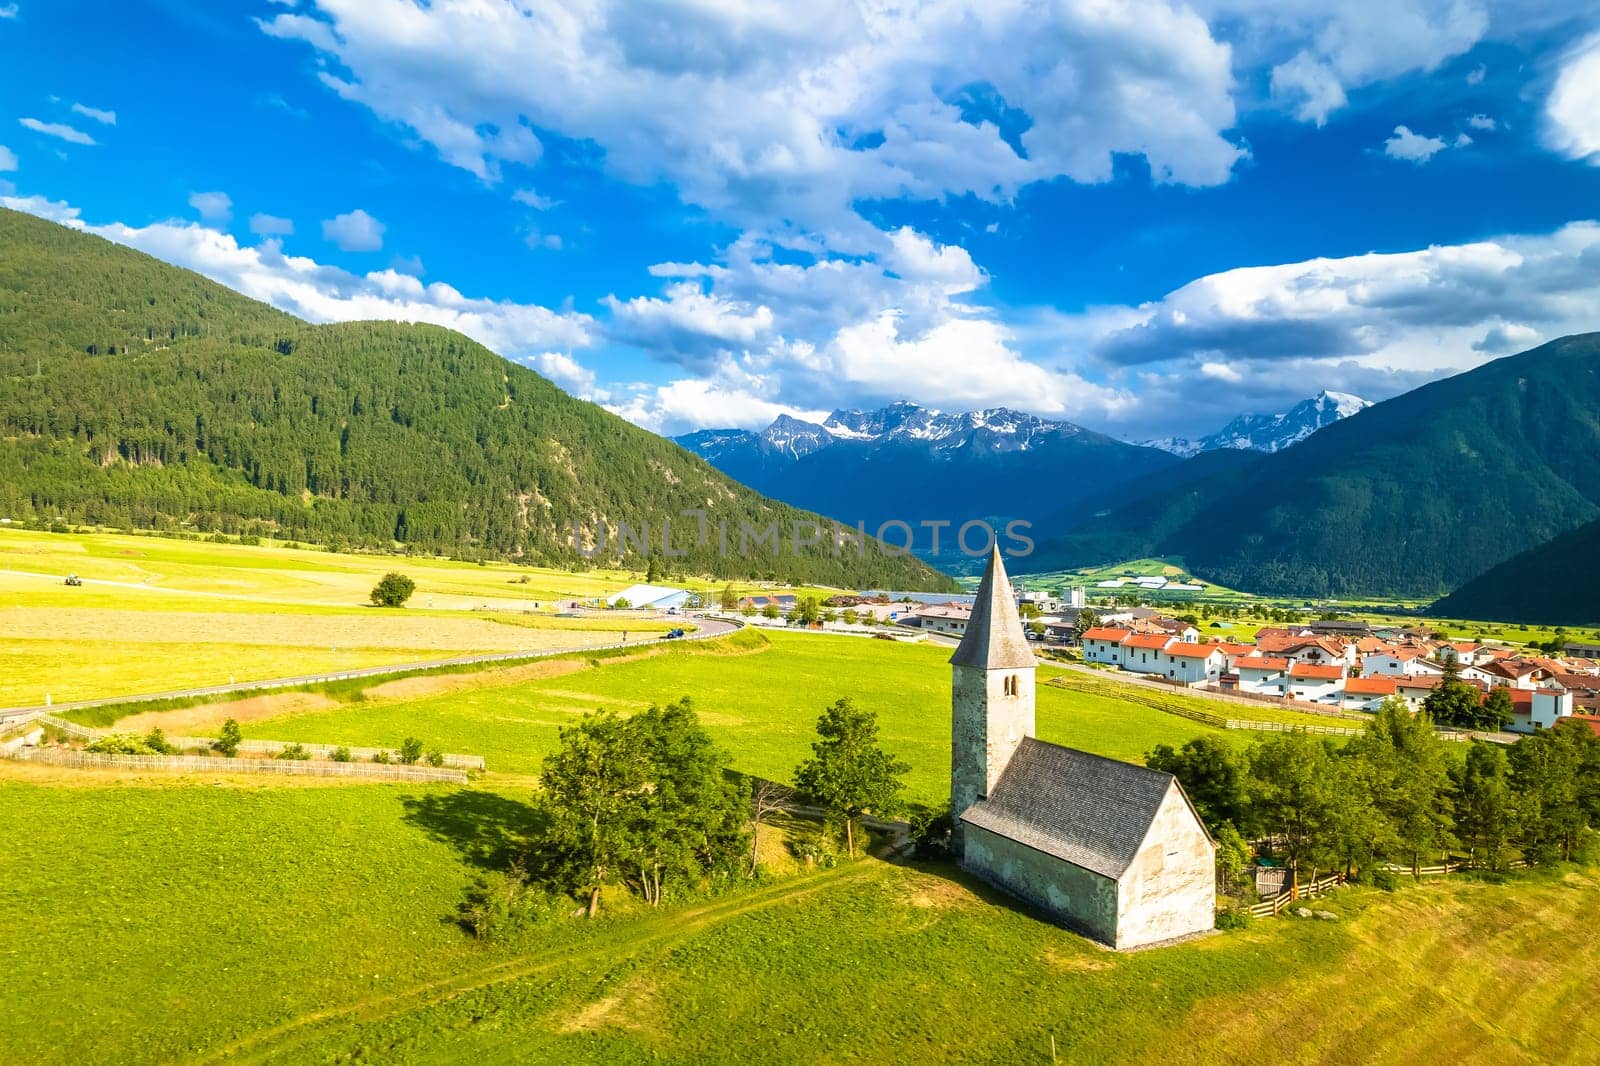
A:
<box><xmin>0</xmin><ymin>614</ymin><xmax>739</xmax><ymax>724</ymax></box>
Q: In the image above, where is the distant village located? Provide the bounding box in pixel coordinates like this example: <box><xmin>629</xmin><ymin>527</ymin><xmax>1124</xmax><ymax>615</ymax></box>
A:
<box><xmin>597</xmin><ymin>577</ymin><xmax>1600</xmax><ymax>737</ymax></box>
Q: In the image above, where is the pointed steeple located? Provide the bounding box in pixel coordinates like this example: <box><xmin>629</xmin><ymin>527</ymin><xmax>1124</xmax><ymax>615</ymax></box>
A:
<box><xmin>950</xmin><ymin>545</ymin><xmax>1035</xmax><ymax>669</ymax></box>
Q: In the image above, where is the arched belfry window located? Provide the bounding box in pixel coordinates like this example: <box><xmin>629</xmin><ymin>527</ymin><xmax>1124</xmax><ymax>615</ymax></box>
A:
<box><xmin>1003</xmin><ymin>674</ymin><xmax>1018</xmax><ymax>697</ymax></box>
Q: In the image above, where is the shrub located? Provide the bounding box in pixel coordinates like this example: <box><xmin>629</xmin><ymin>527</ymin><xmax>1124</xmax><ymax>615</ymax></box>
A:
<box><xmin>399</xmin><ymin>737</ymin><xmax>424</xmax><ymax>765</ymax></box>
<box><xmin>276</xmin><ymin>743</ymin><xmax>311</xmax><ymax>761</ymax></box>
<box><xmin>1215</xmin><ymin>903</ymin><xmax>1254</xmax><ymax>930</ymax></box>
<box><xmin>212</xmin><ymin>719</ymin><xmax>243</xmax><ymax>758</ymax></box>
<box><xmin>1368</xmin><ymin>866</ymin><xmax>1400</xmax><ymax>892</ymax></box>
<box><xmin>426</xmin><ymin>749</ymin><xmax>445</xmax><ymax>768</ymax></box>
<box><xmin>330</xmin><ymin>746</ymin><xmax>352</xmax><ymax>763</ymax></box>
<box><xmin>370</xmin><ymin>572</ymin><xmax>416</xmax><ymax>608</ymax></box>
<box><xmin>372</xmin><ymin>750</ymin><xmax>392</xmax><ymax>764</ymax></box>
<box><xmin>86</xmin><ymin>733</ymin><xmax>156</xmax><ymax>755</ymax></box>
<box><xmin>143</xmin><ymin>727</ymin><xmax>176</xmax><ymax>755</ymax></box>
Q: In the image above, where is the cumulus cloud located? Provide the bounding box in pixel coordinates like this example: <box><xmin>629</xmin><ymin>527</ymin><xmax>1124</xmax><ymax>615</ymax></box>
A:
<box><xmin>1545</xmin><ymin>32</ymin><xmax>1600</xmax><ymax>164</ymax></box>
<box><xmin>249</xmin><ymin>212</ymin><xmax>294</xmax><ymax>236</ymax></box>
<box><xmin>261</xmin><ymin>0</ymin><xmax>1245</xmax><ymax>249</ymax></box>
<box><xmin>18</xmin><ymin>118</ymin><xmax>95</xmax><ymax>146</ymax></box>
<box><xmin>322</xmin><ymin>207</ymin><xmax>384</xmax><ymax>251</ymax></box>
<box><xmin>1207</xmin><ymin>0</ymin><xmax>1489</xmax><ymax>125</ymax></box>
<box><xmin>525</xmin><ymin>351</ymin><xmax>596</xmax><ymax>396</ymax></box>
<box><xmin>1467</xmin><ymin>113</ymin><xmax>1496</xmax><ymax>131</ymax></box>
<box><xmin>1075</xmin><ymin>221</ymin><xmax>1600</xmax><ymax>433</ymax></box>
<box><xmin>1383</xmin><ymin>125</ymin><xmax>1449</xmax><ymax>163</ymax></box>
<box><xmin>188</xmin><ymin>191</ymin><xmax>233</xmax><ymax>224</ymax></box>
<box><xmin>0</xmin><ymin>4</ymin><xmax>17</xmax><ymax>19</ymax></box>
<box><xmin>1</xmin><ymin>192</ymin><xmax>594</xmax><ymax>361</ymax></box>
<box><xmin>70</xmin><ymin>103</ymin><xmax>116</xmax><ymax>126</ymax></box>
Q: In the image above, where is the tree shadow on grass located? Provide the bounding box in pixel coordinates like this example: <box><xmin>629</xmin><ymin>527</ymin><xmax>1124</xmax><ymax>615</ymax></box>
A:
<box><xmin>402</xmin><ymin>789</ymin><xmax>549</xmax><ymax>872</ymax></box>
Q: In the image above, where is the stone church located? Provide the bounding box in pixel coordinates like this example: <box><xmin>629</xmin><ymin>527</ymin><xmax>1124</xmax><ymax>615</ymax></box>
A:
<box><xmin>950</xmin><ymin>547</ymin><xmax>1215</xmax><ymax>950</ymax></box>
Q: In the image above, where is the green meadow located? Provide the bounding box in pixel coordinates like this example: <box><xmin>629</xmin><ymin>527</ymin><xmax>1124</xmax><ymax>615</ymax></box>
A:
<box><xmin>4</xmin><ymin>769</ymin><xmax>1597</xmax><ymax>1065</ymax></box>
<box><xmin>106</xmin><ymin>630</ymin><xmax>1223</xmax><ymax>803</ymax></box>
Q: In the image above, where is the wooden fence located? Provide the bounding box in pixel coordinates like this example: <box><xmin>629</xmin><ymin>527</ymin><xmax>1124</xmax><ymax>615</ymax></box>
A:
<box><xmin>6</xmin><ymin>746</ymin><xmax>468</xmax><ymax>783</ymax></box>
<box><xmin>31</xmin><ymin>715</ymin><xmax>486</xmax><ymax>772</ymax></box>
<box><xmin>1248</xmin><ymin>857</ymin><xmax>1534</xmax><ymax>917</ymax></box>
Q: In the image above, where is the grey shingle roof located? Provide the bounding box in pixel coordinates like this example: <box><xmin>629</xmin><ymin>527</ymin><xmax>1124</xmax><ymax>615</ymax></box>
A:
<box><xmin>959</xmin><ymin>737</ymin><xmax>1175</xmax><ymax>880</ymax></box>
<box><xmin>949</xmin><ymin>545</ymin><xmax>1036</xmax><ymax>670</ymax></box>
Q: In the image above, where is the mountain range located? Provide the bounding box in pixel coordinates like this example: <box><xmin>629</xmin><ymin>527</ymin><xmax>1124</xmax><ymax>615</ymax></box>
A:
<box><xmin>677</xmin><ymin>404</ymin><xmax>1180</xmax><ymax>567</ymax></box>
<box><xmin>1029</xmin><ymin>333</ymin><xmax>1600</xmax><ymax>600</ymax></box>
<box><xmin>0</xmin><ymin>208</ymin><xmax>952</xmax><ymax>591</ymax></box>
<box><xmin>1431</xmin><ymin>515</ymin><xmax>1600</xmax><ymax>625</ymax></box>
<box><xmin>1141</xmin><ymin>391</ymin><xmax>1372</xmax><ymax>457</ymax></box>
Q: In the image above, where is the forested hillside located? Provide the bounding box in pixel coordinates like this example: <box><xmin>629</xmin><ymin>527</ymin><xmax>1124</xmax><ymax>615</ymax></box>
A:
<box><xmin>1029</xmin><ymin>334</ymin><xmax>1600</xmax><ymax>599</ymax></box>
<box><xmin>0</xmin><ymin>209</ymin><xmax>953</xmax><ymax>589</ymax></box>
<box><xmin>1431</xmin><ymin>517</ymin><xmax>1600</xmax><ymax>624</ymax></box>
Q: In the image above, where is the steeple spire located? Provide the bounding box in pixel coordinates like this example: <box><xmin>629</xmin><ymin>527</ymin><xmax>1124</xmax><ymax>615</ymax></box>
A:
<box><xmin>950</xmin><ymin>545</ymin><xmax>1035</xmax><ymax>670</ymax></box>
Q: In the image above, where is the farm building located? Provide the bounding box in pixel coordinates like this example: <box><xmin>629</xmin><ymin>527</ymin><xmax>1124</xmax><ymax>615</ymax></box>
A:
<box><xmin>950</xmin><ymin>548</ymin><xmax>1215</xmax><ymax>950</ymax></box>
<box><xmin>606</xmin><ymin>583</ymin><xmax>692</xmax><ymax>609</ymax></box>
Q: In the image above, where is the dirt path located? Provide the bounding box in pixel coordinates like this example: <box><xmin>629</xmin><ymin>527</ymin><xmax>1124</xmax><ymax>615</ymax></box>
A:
<box><xmin>206</xmin><ymin>863</ymin><xmax>876</xmax><ymax>1064</ymax></box>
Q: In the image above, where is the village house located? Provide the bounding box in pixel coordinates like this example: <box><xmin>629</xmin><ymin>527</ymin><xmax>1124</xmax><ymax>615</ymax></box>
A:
<box><xmin>1361</xmin><ymin>647</ymin><xmax>1435</xmax><ymax>678</ymax></box>
<box><xmin>1119</xmin><ymin>632</ymin><xmax>1177</xmax><ymax>674</ymax></box>
<box><xmin>1506</xmin><ymin>688</ymin><xmax>1576</xmax><ymax>734</ymax></box>
<box><xmin>912</xmin><ymin>603</ymin><xmax>972</xmax><ymax>636</ymax></box>
<box><xmin>951</xmin><ymin>548</ymin><xmax>1215</xmax><ymax>950</ymax></box>
<box><xmin>1341</xmin><ymin>674</ymin><xmax>1398</xmax><ymax>711</ymax></box>
<box><xmin>1479</xmin><ymin>659</ymin><xmax>1556</xmax><ymax>690</ymax></box>
<box><xmin>1235</xmin><ymin>655</ymin><xmax>1290</xmax><ymax>697</ymax></box>
<box><xmin>1286</xmin><ymin>661</ymin><xmax>1345</xmax><ymax>703</ymax></box>
<box><xmin>1080</xmin><ymin>626</ymin><xmax>1133</xmax><ymax>666</ymax></box>
<box><xmin>1157</xmin><ymin>643</ymin><xmax>1227</xmax><ymax>685</ymax></box>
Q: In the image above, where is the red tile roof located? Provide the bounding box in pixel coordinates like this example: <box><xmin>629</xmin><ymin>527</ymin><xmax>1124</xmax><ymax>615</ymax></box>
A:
<box><xmin>1568</xmin><ymin>714</ymin><xmax>1600</xmax><ymax>737</ymax></box>
<box><xmin>1238</xmin><ymin>656</ymin><xmax>1290</xmax><ymax>671</ymax></box>
<box><xmin>1344</xmin><ymin>676</ymin><xmax>1398</xmax><ymax>695</ymax></box>
<box><xmin>1081</xmin><ymin>627</ymin><xmax>1132</xmax><ymax>641</ymax></box>
<box><xmin>1165</xmin><ymin>642</ymin><xmax>1220</xmax><ymax>659</ymax></box>
<box><xmin>1289</xmin><ymin>662</ymin><xmax>1345</xmax><ymax>680</ymax></box>
<box><xmin>1122</xmin><ymin>632</ymin><xmax>1175</xmax><ymax>650</ymax></box>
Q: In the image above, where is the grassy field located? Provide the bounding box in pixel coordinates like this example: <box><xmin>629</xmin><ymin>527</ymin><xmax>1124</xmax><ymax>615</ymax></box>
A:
<box><xmin>3</xmin><ymin>766</ymin><xmax>1597</xmax><ymax>1064</ymax></box>
<box><xmin>0</xmin><ymin>529</ymin><xmax>695</xmax><ymax>707</ymax></box>
<box><xmin>81</xmin><ymin>630</ymin><xmax>1224</xmax><ymax>803</ymax></box>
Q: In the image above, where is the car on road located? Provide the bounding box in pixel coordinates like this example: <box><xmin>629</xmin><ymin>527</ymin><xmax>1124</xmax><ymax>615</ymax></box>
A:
<box><xmin>663</xmin><ymin>628</ymin><xmax>686</xmax><ymax>639</ymax></box>
<box><xmin>63</xmin><ymin>574</ymin><xmax>82</xmax><ymax>587</ymax></box>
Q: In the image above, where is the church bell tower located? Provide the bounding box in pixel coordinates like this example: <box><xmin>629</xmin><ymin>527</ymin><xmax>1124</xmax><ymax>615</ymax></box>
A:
<box><xmin>949</xmin><ymin>545</ymin><xmax>1037</xmax><ymax>839</ymax></box>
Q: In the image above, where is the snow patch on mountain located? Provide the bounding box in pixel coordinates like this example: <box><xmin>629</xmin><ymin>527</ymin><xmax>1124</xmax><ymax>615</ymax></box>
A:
<box><xmin>1144</xmin><ymin>391</ymin><xmax>1372</xmax><ymax>457</ymax></box>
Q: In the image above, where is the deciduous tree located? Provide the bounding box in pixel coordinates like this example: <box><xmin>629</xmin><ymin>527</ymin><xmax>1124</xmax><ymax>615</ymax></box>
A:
<box><xmin>794</xmin><ymin>698</ymin><xmax>909</xmax><ymax>856</ymax></box>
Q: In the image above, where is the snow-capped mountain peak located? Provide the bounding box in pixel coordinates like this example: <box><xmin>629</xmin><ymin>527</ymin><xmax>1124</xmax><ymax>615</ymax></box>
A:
<box><xmin>1142</xmin><ymin>390</ymin><xmax>1372</xmax><ymax>457</ymax></box>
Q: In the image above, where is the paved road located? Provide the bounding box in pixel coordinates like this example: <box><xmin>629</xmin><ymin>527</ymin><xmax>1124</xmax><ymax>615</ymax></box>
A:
<box><xmin>0</xmin><ymin>614</ymin><xmax>738</xmax><ymax>724</ymax></box>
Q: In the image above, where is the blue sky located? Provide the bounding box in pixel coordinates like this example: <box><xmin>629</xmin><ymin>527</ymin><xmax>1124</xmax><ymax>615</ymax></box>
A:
<box><xmin>3</xmin><ymin>1</ymin><xmax>1600</xmax><ymax>440</ymax></box>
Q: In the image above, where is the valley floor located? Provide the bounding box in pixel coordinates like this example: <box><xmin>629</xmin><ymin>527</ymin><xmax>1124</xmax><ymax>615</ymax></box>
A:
<box><xmin>3</xmin><ymin>764</ymin><xmax>1596</xmax><ymax>1064</ymax></box>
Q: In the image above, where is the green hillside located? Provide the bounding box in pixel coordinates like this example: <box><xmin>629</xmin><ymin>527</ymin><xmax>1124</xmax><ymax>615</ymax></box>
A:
<box><xmin>0</xmin><ymin>209</ymin><xmax>952</xmax><ymax>590</ymax></box>
<box><xmin>1034</xmin><ymin>334</ymin><xmax>1600</xmax><ymax>599</ymax></box>
<box><xmin>1431</xmin><ymin>515</ymin><xmax>1600</xmax><ymax>625</ymax></box>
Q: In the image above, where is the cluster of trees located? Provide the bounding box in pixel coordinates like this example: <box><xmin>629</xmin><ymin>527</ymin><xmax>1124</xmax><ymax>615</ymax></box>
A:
<box><xmin>0</xmin><ymin>209</ymin><xmax>952</xmax><ymax>592</ymax></box>
<box><xmin>533</xmin><ymin>699</ymin><xmax>749</xmax><ymax>916</ymax></box>
<box><xmin>1423</xmin><ymin>655</ymin><xmax>1513</xmax><ymax>730</ymax></box>
<box><xmin>527</xmin><ymin>696</ymin><xmax>908</xmax><ymax>917</ymax></box>
<box><xmin>1150</xmin><ymin>702</ymin><xmax>1600</xmax><ymax>894</ymax></box>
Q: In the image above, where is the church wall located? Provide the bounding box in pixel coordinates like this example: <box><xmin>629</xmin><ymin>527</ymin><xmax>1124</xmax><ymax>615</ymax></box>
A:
<box><xmin>961</xmin><ymin>824</ymin><xmax>1119</xmax><ymax>947</ymax></box>
<box><xmin>1114</xmin><ymin>784</ymin><xmax>1216</xmax><ymax>949</ymax></box>
<box><xmin>950</xmin><ymin>665</ymin><xmax>1034</xmax><ymax>821</ymax></box>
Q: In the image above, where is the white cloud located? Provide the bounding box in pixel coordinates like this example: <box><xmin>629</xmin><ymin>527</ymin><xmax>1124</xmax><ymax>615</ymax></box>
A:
<box><xmin>1467</xmin><ymin>113</ymin><xmax>1496</xmax><ymax>131</ymax></box>
<box><xmin>321</xmin><ymin>207</ymin><xmax>384</xmax><ymax>251</ymax></box>
<box><xmin>1079</xmin><ymin>220</ymin><xmax>1600</xmax><ymax>434</ymax></box>
<box><xmin>1383</xmin><ymin>125</ymin><xmax>1449</xmax><ymax>163</ymax></box>
<box><xmin>0</xmin><ymin>4</ymin><xmax>17</xmax><ymax>19</ymax></box>
<box><xmin>261</xmin><ymin>0</ymin><xmax>1245</xmax><ymax>249</ymax></box>
<box><xmin>522</xmin><ymin>228</ymin><xmax>562</xmax><ymax>251</ymax></box>
<box><xmin>1</xmin><ymin>193</ymin><xmax>594</xmax><ymax>361</ymax></box>
<box><xmin>1466</xmin><ymin>63</ymin><xmax>1486</xmax><ymax>85</ymax></box>
<box><xmin>1545</xmin><ymin>32</ymin><xmax>1600</xmax><ymax>165</ymax></box>
<box><xmin>18</xmin><ymin>118</ymin><xmax>95</xmax><ymax>146</ymax></box>
<box><xmin>526</xmin><ymin>351</ymin><xmax>596</xmax><ymax>396</ymax></box>
<box><xmin>0</xmin><ymin>145</ymin><xmax>15</xmax><ymax>171</ymax></box>
<box><xmin>187</xmin><ymin>191</ymin><xmax>233</xmax><ymax>224</ymax></box>
<box><xmin>70</xmin><ymin>103</ymin><xmax>116</xmax><ymax>126</ymax></box>
<box><xmin>249</xmin><ymin>212</ymin><xmax>294</xmax><ymax>236</ymax></box>
<box><xmin>511</xmin><ymin>187</ymin><xmax>557</xmax><ymax>210</ymax></box>
<box><xmin>1212</xmin><ymin>0</ymin><xmax>1490</xmax><ymax>125</ymax></box>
